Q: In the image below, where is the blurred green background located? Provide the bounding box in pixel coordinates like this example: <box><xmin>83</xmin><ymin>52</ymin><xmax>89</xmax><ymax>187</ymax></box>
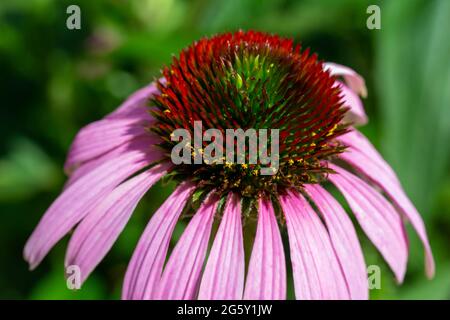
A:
<box><xmin>0</xmin><ymin>0</ymin><xmax>449</xmax><ymax>299</ymax></box>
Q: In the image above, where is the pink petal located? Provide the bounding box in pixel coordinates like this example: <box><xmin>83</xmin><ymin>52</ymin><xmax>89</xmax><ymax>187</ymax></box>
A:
<box><xmin>64</xmin><ymin>118</ymin><xmax>159</xmax><ymax>173</ymax></box>
<box><xmin>324</xmin><ymin>62</ymin><xmax>367</xmax><ymax>98</ymax></box>
<box><xmin>106</xmin><ymin>82</ymin><xmax>160</xmax><ymax>119</ymax></box>
<box><xmin>65</xmin><ymin>81</ymin><xmax>164</xmax><ymax>175</ymax></box>
<box><xmin>65</xmin><ymin>162</ymin><xmax>171</xmax><ymax>284</ymax></box>
<box><xmin>328</xmin><ymin>164</ymin><xmax>408</xmax><ymax>282</ymax></box>
<box><xmin>243</xmin><ymin>198</ymin><xmax>286</xmax><ymax>300</ymax></box>
<box><xmin>338</xmin><ymin>81</ymin><xmax>368</xmax><ymax>126</ymax></box>
<box><xmin>279</xmin><ymin>190</ymin><xmax>349</xmax><ymax>300</ymax></box>
<box><xmin>122</xmin><ymin>182</ymin><xmax>195</xmax><ymax>300</ymax></box>
<box><xmin>155</xmin><ymin>193</ymin><xmax>220</xmax><ymax>300</ymax></box>
<box><xmin>198</xmin><ymin>193</ymin><xmax>245</xmax><ymax>300</ymax></box>
<box><xmin>65</xmin><ymin>136</ymin><xmax>158</xmax><ymax>188</ymax></box>
<box><xmin>338</xmin><ymin>129</ymin><xmax>400</xmax><ymax>185</ymax></box>
<box><xmin>24</xmin><ymin>148</ymin><xmax>159</xmax><ymax>270</ymax></box>
<box><xmin>339</xmin><ymin>144</ymin><xmax>435</xmax><ymax>278</ymax></box>
<box><xmin>305</xmin><ymin>184</ymin><xmax>368</xmax><ymax>299</ymax></box>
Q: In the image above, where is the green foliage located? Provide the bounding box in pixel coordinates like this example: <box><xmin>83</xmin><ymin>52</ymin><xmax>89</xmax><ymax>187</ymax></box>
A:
<box><xmin>376</xmin><ymin>0</ymin><xmax>450</xmax><ymax>214</ymax></box>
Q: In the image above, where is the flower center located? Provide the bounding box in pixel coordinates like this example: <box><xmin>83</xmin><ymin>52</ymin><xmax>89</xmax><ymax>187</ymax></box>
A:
<box><xmin>150</xmin><ymin>31</ymin><xmax>348</xmax><ymax>198</ymax></box>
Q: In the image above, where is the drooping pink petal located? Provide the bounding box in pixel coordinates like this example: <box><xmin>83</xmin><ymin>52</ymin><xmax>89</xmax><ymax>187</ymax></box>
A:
<box><xmin>339</xmin><ymin>144</ymin><xmax>435</xmax><ymax>278</ymax></box>
<box><xmin>338</xmin><ymin>81</ymin><xmax>368</xmax><ymax>126</ymax></box>
<box><xmin>279</xmin><ymin>190</ymin><xmax>349</xmax><ymax>300</ymax></box>
<box><xmin>155</xmin><ymin>193</ymin><xmax>220</xmax><ymax>300</ymax></box>
<box><xmin>106</xmin><ymin>82</ymin><xmax>160</xmax><ymax>119</ymax></box>
<box><xmin>64</xmin><ymin>118</ymin><xmax>159</xmax><ymax>173</ymax></box>
<box><xmin>338</xmin><ymin>129</ymin><xmax>400</xmax><ymax>185</ymax></box>
<box><xmin>65</xmin><ymin>162</ymin><xmax>171</xmax><ymax>284</ymax></box>
<box><xmin>65</xmin><ymin>136</ymin><xmax>157</xmax><ymax>188</ymax></box>
<box><xmin>198</xmin><ymin>193</ymin><xmax>245</xmax><ymax>300</ymax></box>
<box><xmin>24</xmin><ymin>148</ymin><xmax>160</xmax><ymax>270</ymax></box>
<box><xmin>122</xmin><ymin>182</ymin><xmax>195</xmax><ymax>300</ymax></box>
<box><xmin>65</xmin><ymin>147</ymin><xmax>125</xmax><ymax>188</ymax></box>
<box><xmin>65</xmin><ymin>81</ymin><xmax>163</xmax><ymax>174</ymax></box>
<box><xmin>243</xmin><ymin>198</ymin><xmax>286</xmax><ymax>300</ymax></box>
<box><xmin>324</xmin><ymin>62</ymin><xmax>367</xmax><ymax>97</ymax></box>
<box><xmin>328</xmin><ymin>164</ymin><xmax>408</xmax><ymax>282</ymax></box>
<box><xmin>305</xmin><ymin>184</ymin><xmax>368</xmax><ymax>299</ymax></box>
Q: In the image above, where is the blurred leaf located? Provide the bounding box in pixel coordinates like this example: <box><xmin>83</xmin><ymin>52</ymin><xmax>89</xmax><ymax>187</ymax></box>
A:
<box><xmin>399</xmin><ymin>262</ymin><xmax>450</xmax><ymax>299</ymax></box>
<box><xmin>113</xmin><ymin>31</ymin><xmax>195</xmax><ymax>67</ymax></box>
<box><xmin>0</xmin><ymin>137</ymin><xmax>60</xmax><ymax>201</ymax></box>
<box><xmin>130</xmin><ymin>0</ymin><xmax>186</xmax><ymax>34</ymax></box>
<box><xmin>376</xmin><ymin>0</ymin><xmax>450</xmax><ymax>214</ymax></box>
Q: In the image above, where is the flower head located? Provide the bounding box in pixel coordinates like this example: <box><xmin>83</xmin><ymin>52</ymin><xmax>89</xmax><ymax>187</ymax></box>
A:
<box><xmin>152</xmin><ymin>31</ymin><xmax>347</xmax><ymax>198</ymax></box>
<box><xmin>24</xmin><ymin>31</ymin><xmax>434</xmax><ymax>300</ymax></box>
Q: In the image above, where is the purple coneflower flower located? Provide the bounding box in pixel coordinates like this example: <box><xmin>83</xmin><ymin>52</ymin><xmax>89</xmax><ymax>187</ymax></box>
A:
<box><xmin>25</xmin><ymin>31</ymin><xmax>434</xmax><ymax>300</ymax></box>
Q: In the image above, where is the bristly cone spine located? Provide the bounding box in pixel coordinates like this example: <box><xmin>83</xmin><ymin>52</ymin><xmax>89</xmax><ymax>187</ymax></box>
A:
<box><xmin>150</xmin><ymin>31</ymin><xmax>350</xmax><ymax>199</ymax></box>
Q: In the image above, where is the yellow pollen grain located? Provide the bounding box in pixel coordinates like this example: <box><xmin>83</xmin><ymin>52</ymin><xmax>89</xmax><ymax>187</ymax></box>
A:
<box><xmin>327</xmin><ymin>124</ymin><xmax>338</xmax><ymax>136</ymax></box>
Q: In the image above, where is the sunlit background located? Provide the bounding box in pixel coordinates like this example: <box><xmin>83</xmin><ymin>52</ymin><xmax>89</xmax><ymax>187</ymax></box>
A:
<box><xmin>0</xmin><ymin>0</ymin><xmax>449</xmax><ymax>299</ymax></box>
